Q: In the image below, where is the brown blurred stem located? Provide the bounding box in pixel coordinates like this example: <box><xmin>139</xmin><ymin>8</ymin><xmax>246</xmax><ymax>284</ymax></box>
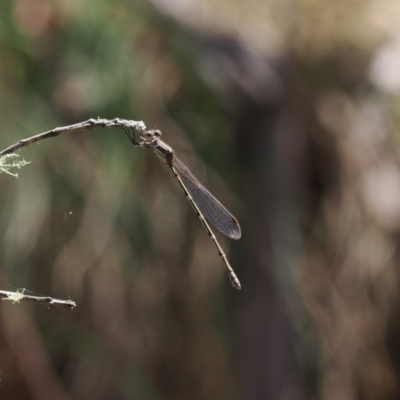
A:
<box><xmin>0</xmin><ymin>289</ymin><xmax>76</xmax><ymax>311</ymax></box>
<box><xmin>0</xmin><ymin>118</ymin><xmax>147</xmax><ymax>156</ymax></box>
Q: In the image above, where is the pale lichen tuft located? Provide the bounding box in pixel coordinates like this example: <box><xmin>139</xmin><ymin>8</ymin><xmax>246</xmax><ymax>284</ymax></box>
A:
<box><xmin>0</xmin><ymin>154</ymin><xmax>30</xmax><ymax>178</ymax></box>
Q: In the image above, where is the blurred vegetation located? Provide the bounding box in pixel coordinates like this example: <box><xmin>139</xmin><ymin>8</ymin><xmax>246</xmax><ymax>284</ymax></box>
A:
<box><xmin>1</xmin><ymin>0</ymin><xmax>400</xmax><ymax>400</ymax></box>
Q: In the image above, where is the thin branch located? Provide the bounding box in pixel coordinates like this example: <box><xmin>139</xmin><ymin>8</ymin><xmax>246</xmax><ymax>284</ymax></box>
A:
<box><xmin>0</xmin><ymin>118</ymin><xmax>147</xmax><ymax>156</ymax></box>
<box><xmin>0</xmin><ymin>118</ymin><xmax>147</xmax><ymax>311</ymax></box>
<box><xmin>0</xmin><ymin>289</ymin><xmax>76</xmax><ymax>311</ymax></box>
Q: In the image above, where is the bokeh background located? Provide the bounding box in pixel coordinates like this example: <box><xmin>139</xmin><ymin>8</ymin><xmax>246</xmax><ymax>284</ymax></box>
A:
<box><xmin>1</xmin><ymin>0</ymin><xmax>400</xmax><ymax>399</ymax></box>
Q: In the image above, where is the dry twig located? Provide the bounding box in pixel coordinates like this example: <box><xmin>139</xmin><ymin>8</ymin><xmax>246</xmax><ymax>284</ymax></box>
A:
<box><xmin>0</xmin><ymin>118</ymin><xmax>147</xmax><ymax>311</ymax></box>
<box><xmin>0</xmin><ymin>118</ymin><xmax>147</xmax><ymax>156</ymax></box>
<box><xmin>0</xmin><ymin>289</ymin><xmax>76</xmax><ymax>311</ymax></box>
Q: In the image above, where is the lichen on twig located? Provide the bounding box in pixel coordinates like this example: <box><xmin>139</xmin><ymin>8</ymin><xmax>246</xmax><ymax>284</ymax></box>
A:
<box><xmin>0</xmin><ymin>153</ymin><xmax>30</xmax><ymax>178</ymax></box>
<box><xmin>0</xmin><ymin>289</ymin><xmax>76</xmax><ymax>311</ymax></box>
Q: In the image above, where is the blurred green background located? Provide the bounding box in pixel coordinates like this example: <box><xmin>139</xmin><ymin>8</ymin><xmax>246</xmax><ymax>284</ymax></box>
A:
<box><xmin>1</xmin><ymin>0</ymin><xmax>400</xmax><ymax>399</ymax></box>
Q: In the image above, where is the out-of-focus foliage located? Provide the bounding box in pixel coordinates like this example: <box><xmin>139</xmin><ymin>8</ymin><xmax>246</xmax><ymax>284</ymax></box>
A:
<box><xmin>1</xmin><ymin>0</ymin><xmax>400</xmax><ymax>399</ymax></box>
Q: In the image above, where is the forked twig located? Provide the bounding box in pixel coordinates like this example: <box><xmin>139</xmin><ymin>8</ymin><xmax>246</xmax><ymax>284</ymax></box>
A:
<box><xmin>0</xmin><ymin>289</ymin><xmax>76</xmax><ymax>311</ymax></box>
<box><xmin>0</xmin><ymin>118</ymin><xmax>147</xmax><ymax>311</ymax></box>
<box><xmin>0</xmin><ymin>118</ymin><xmax>147</xmax><ymax>156</ymax></box>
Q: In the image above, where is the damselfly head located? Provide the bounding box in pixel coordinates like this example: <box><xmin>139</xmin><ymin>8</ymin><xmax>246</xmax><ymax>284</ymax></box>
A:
<box><xmin>144</xmin><ymin>129</ymin><xmax>162</xmax><ymax>143</ymax></box>
<box><xmin>142</xmin><ymin>132</ymin><xmax>154</xmax><ymax>145</ymax></box>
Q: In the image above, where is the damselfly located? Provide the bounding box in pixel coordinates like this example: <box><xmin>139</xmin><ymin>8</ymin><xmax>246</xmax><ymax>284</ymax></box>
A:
<box><xmin>125</xmin><ymin>129</ymin><xmax>241</xmax><ymax>290</ymax></box>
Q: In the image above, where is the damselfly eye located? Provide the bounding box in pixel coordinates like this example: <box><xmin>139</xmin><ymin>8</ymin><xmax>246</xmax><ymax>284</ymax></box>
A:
<box><xmin>153</xmin><ymin>130</ymin><xmax>162</xmax><ymax>138</ymax></box>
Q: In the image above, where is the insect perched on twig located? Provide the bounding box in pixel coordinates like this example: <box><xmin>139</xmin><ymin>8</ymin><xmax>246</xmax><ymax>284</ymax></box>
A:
<box><xmin>126</xmin><ymin>129</ymin><xmax>242</xmax><ymax>290</ymax></box>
